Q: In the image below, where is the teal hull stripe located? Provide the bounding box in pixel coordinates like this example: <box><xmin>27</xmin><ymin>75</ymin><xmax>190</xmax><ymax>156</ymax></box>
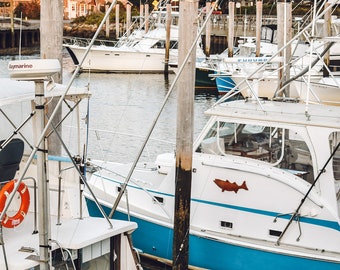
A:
<box><xmin>94</xmin><ymin>173</ymin><xmax>340</xmax><ymax>231</ymax></box>
<box><xmin>86</xmin><ymin>198</ymin><xmax>340</xmax><ymax>270</ymax></box>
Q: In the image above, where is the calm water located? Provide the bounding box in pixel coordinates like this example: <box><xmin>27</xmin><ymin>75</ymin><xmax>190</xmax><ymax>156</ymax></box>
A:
<box><xmin>0</xmin><ymin>52</ymin><xmax>219</xmax><ymax>164</ymax></box>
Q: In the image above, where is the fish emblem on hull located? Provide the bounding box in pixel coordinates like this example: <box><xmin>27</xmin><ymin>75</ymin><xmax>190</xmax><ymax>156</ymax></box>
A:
<box><xmin>214</xmin><ymin>179</ymin><xmax>248</xmax><ymax>193</ymax></box>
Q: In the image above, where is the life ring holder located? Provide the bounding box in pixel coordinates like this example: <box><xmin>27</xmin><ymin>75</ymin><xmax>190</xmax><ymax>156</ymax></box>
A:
<box><xmin>0</xmin><ymin>180</ymin><xmax>30</xmax><ymax>228</ymax></box>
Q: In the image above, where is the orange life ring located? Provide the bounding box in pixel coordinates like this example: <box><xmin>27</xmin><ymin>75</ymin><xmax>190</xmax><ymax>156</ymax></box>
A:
<box><xmin>0</xmin><ymin>180</ymin><xmax>30</xmax><ymax>228</ymax></box>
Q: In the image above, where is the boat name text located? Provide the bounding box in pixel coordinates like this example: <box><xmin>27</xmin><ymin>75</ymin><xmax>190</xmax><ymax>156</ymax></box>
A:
<box><xmin>8</xmin><ymin>63</ymin><xmax>34</xmax><ymax>70</ymax></box>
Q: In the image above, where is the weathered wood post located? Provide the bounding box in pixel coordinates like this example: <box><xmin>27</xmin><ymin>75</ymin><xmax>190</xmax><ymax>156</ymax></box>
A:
<box><xmin>164</xmin><ymin>2</ymin><xmax>172</xmax><ymax>77</ymax></box>
<box><xmin>228</xmin><ymin>0</ymin><xmax>235</xmax><ymax>57</ymax></box>
<box><xmin>172</xmin><ymin>0</ymin><xmax>198</xmax><ymax>268</ymax></box>
<box><xmin>255</xmin><ymin>0</ymin><xmax>262</xmax><ymax>57</ymax></box>
<box><xmin>205</xmin><ymin>0</ymin><xmax>211</xmax><ymax>57</ymax></box>
<box><xmin>126</xmin><ymin>2</ymin><xmax>132</xmax><ymax>36</ymax></box>
<box><xmin>106</xmin><ymin>3</ymin><xmax>110</xmax><ymax>38</ymax></box>
<box><xmin>323</xmin><ymin>1</ymin><xmax>331</xmax><ymax>77</ymax></box>
<box><xmin>40</xmin><ymin>0</ymin><xmax>63</xmax><ymax>156</ymax></box>
<box><xmin>10</xmin><ymin>0</ymin><xmax>14</xmax><ymax>47</ymax></box>
<box><xmin>116</xmin><ymin>3</ymin><xmax>120</xmax><ymax>39</ymax></box>
<box><xmin>39</xmin><ymin>1</ymin><xmax>64</xmax><ymax>267</ymax></box>
<box><xmin>140</xmin><ymin>4</ymin><xmax>144</xmax><ymax>29</ymax></box>
<box><xmin>145</xmin><ymin>3</ymin><xmax>149</xmax><ymax>32</ymax></box>
<box><xmin>277</xmin><ymin>0</ymin><xmax>292</xmax><ymax>96</ymax></box>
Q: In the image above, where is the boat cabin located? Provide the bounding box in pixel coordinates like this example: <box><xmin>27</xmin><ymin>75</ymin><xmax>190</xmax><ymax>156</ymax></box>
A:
<box><xmin>195</xmin><ymin>100</ymin><xmax>340</xmax><ymax>215</ymax></box>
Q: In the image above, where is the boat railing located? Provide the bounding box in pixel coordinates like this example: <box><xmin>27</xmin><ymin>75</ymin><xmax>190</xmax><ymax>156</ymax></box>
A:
<box><xmin>63</xmin><ymin>124</ymin><xmax>175</xmax><ymax>163</ymax></box>
<box><xmin>213</xmin><ymin>2</ymin><xmax>340</xmax><ymax>106</ymax></box>
<box><xmin>219</xmin><ymin>41</ymin><xmax>340</xmax><ymax>106</ymax></box>
<box><xmin>63</xmin><ymin>36</ymin><xmax>117</xmax><ymax>47</ymax></box>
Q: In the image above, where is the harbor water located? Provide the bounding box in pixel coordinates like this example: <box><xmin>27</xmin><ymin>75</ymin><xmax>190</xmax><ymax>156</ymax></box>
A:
<box><xmin>0</xmin><ymin>53</ymin><xmax>218</xmax><ymax>163</ymax></box>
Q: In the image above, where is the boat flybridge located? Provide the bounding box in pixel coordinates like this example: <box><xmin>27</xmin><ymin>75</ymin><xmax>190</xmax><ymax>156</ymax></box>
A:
<box><xmin>0</xmin><ymin>59</ymin><xmax>141</xmax><ymax>269</ymax></box>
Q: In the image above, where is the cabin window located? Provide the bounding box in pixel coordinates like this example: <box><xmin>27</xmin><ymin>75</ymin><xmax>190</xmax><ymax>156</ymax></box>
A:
<box><xmin>329</xmin><ymin>132</ymin><xmax>340</xmax><ymax>181</ymax></box>
<box><xmin>170</xmin><ymin>41</ymin><xmax>178</xmax><ymax>49</ymax></box>
<box><xmin>151</xmin><ymin>41</ymin><xmax>165</xmax><ymax>49</ymax></box>
<box><xmin>196</xmin><ymin>120</ymin><xmax>314</xmax><ymax>182</ymax></box>
<box><xmin>151</xmin><ymin>40</ymin><xmax>178</xmax><ymax>50</ymax></box>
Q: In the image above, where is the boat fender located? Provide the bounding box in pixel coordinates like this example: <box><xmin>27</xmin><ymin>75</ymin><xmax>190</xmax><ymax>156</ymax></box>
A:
<box><xmin>0</xmin><ymin>180</ymin><xmax>30</xmax><ymax>228</ymax></box>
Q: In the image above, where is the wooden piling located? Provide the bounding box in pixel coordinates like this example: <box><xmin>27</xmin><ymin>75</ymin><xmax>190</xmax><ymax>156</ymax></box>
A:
<box><xmin>145</xmin><ymin>4</ymin><xmax>149</xmax><ymax>33</ymax></box>
<box><xmin>256</xmin><ymin>0</ymin><xmax>262</xmax><ymax>57</ymax></box>
<box><xmin>126</xmin><ymin>3</ymin><xmax>132</xmax><ymax>36</ymax></box>
<box><xmin>228</xmin><ymin>0</ymin><xmax>235</xmax><ymax>57</ymax></box>
<box><xmin>277</xmin><ymin>0</ymin><xmax>292</xmax><ymax>96</ymax></box>
<box><xmin>172</xmin><ymin>0</ymin><xmax>197</xmax><ymax>268</ymax></box>
<box><xmin>105</xmin><ymin>3</ymin><xmax>110</xmax><ymax>38</ymax></box>
<box><xmin>116</xmin><ymin>4</ymin><xmax>120</xmax><ymax>39</ymax></box>
<box><xmin>205</xmin><ymin>1</ymin><xmax>211</xmax><ymax>57</ymax></box>
<box><xmin>164</xmin><ymin>3</ymin><xmax>171</xmax><ymax>77</ymax></box>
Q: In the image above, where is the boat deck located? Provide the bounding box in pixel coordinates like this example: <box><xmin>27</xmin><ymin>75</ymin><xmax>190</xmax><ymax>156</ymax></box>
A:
<box><xmin>0</xmin><ymin>213</ymin><xmax>137</xmax><ymax>269</ymax></box>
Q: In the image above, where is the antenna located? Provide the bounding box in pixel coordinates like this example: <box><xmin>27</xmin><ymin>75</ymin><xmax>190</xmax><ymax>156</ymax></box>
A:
<box><xmin>8</xmin><ymin>59</ymin><xmax>60</xmax><ymax>81</ymax></box>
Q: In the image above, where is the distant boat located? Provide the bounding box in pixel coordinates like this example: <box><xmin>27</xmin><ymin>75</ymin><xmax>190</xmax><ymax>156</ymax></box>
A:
<box><xmin>210</xmin><ymin>16</ymin><xmax>340</xmax><ymax>98</ymax></box>
<box><xmin>64</xmin><ymin>20</ymin><xmax>179</xmax><ymax>73</ymax></box>
<box><xmin>228</xmin><ymin>41</ymin><xmax>340</xmax><ymax>104</ymax></box>
<box><xmin>64</xmin><ymin>7</ymin><xmax>208</xmax><ymax>75</ymax></box>
<box><xmin>195</xmin><ymin>62</ymin><xmax>218</xmax><ymax>89</ymax></box>
<box><xmin>204</xmin><ymin>26</ymin><xmax>310</xmax><ymax>94</ymax></box>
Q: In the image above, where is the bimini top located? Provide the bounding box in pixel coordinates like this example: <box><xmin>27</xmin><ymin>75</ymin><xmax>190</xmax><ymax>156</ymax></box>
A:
<box><xmin>206</xmin><ymin>99</ymin><xmax>340</xmax><ymax>129</ymax></box>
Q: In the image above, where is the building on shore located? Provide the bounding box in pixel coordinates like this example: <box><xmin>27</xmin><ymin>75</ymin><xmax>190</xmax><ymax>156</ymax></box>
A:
<box><xmin>0</xmin><ymin>0</ymin><xmax>109</xmax><ymax>20</ymax></box>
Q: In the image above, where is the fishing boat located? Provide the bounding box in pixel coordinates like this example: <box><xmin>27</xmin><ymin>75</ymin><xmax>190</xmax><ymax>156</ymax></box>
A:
<box><xmin>208</xmin><ymin>32</ymin><xmax>311</xmax><ymax>94</ymax></box>
<box><xmin>211</xmin><ymin>13</ymin><xmax>340</xmax><ymax>97</ymax></box>
<box><xmin>83</xmin><ymin>83</ymin><xmax>340</xmax><ymax>269</ymax></box>
<box><xmin>64</xmin><ymin>20</ymin><xmax>180</xmax><ymax>73</ymax></box>
<box><xmin>63</xmin><ymin>0</ymin><xmax>187</xmax><ymax>74</ymax></box>
<box><xmin>0</xmin><ymin>59</ymin><xmax>141</xmax><ymax>269</ymax></box>
<box><xmin>81</xmin><ymin>1</ymin><xmax>340</xmax><ymax>268</ymax></box>
<box><xmin>226</xmin><ymin>40</ymin><xmax>340</xmax><ymax>103</ymax></box>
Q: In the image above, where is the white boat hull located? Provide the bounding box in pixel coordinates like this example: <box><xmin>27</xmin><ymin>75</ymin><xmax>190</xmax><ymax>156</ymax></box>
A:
<box><xmin>84</xmin><ymin>100</ymin><xmax>340</xmax><ymax>269</ymax></box>
<box><xmin>65</xmin><ymin>44</ymin><xmax>177</xmax><ymax>73</ymax></box>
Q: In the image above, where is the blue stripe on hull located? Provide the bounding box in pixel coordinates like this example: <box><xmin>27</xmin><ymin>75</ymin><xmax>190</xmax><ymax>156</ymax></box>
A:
<box><xmin>86</xmin><ymin>198</ymin><xmax>339</xmax><ymax>270</ymax></box>
<box><xmin>215</xmin><ymin>76</ymin><xmax>236</xmax><ymax>93</ymax></box>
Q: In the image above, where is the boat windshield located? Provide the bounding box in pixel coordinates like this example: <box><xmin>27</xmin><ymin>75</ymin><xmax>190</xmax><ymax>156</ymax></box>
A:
<box><xmin>196</xmin><ymin>120</ymin><xmax>314</xmax><ymax>183</ymax></box>
<box><xmin>151</xmin><ymin>40</ymin><xmax>178</xmax><ymax>49</ymax></box>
